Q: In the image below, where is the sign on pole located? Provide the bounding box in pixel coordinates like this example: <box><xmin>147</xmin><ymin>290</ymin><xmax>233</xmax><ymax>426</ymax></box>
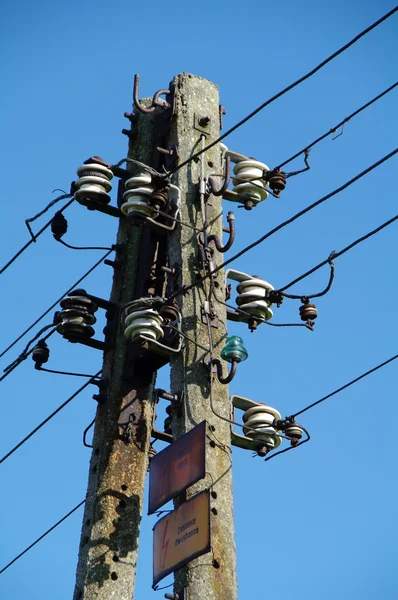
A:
<box><xmin>153</xmin><ymin>490</ymin><xmax>210</xmax><ymax>586</ymax></box>
<box><xmin>148</xmin><ymin>420</ymin><xmax>206</xmax><ymax>514</ymax></box>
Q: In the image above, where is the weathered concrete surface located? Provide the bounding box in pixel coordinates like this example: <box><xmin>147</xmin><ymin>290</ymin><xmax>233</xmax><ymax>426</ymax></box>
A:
<box><xmin>73</xmin><ymin>101</ymin><xmax>159</xmax><ymax>600</ymax></box>
<box><xmin>169</xmin><ymin>74</ymin><xmax>238</xmax><ymax>600</ymax></box>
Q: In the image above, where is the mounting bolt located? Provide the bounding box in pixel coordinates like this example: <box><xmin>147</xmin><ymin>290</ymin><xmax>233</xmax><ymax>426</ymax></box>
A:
<box><xmin>198</xmin><ymin>116</ymin><xmax>210</xmax><ymax>127</ymax></box>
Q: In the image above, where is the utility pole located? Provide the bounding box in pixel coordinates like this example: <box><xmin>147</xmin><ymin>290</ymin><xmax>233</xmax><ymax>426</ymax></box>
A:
<box><xmin>74</xmin><ymin>73</ymin><xmax>237</xmax><ymax>600</ymax></box>
<box><xmin>73</xmin><ymin>101</ymin><xmax>162</xmax><ymax>600</ymax></box>
<box><xmin>168</xmin><ymin>74</ymin><xmax>238</xmax><ymax>600</ymax></box>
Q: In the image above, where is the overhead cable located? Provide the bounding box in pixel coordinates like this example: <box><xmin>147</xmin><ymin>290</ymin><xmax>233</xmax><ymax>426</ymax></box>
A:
<box><xmin>291</xmin><ymin>354</ymin><xmax>398</xmax><ymax>418</ymax></box>
<box><xmin>0</xmin><ymin>198</ymin><xmax>74</xmax><ymax>276</ymax></box>
<box><xmin>0</xmin><ymin>500</ymin><xmax>85</xmax><ymax>574</ymax></box>
<box><xmin>278</xmin><ymin>214</ymin><xmax>398</xmax><ymax>293</ymax></box>
<box><xmin>277</xmin><ymin>81</ymin><xmax>398</xmax><ymax>170</ymax></box>
<box><xmin>0</xmin><ymin>372</ymin><xmax>101</xmax><ymax>465</ymax></box>
<box><xmin>165</xmin><ymin>7</ymin><xmax>398</xmax><ymax>177</ymax></box>
<box><xmin>168</xmin><ymin>148</ymin><xmax>397</xmax><ymax>300</ymax></box>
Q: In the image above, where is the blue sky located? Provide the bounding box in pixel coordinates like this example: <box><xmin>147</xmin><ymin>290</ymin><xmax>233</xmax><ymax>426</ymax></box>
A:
<box><xmin>1</xmin><ymin>1</ymin><xmax>397</xmax><ymax>599</ymax></box>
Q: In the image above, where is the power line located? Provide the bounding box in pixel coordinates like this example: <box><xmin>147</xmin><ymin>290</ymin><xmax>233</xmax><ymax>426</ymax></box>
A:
<box><xmin>0</xmin><ymin>500</ymin><xmax>85</xmax><ymax>575</ymax></box>
<box><xmin>277</xmin><ymin>81</ymin><xmax>398</xmax><ymax>170</ymax></box>
<box><xmin>291</xmin><ymin>354</ymin><xmax>398</xmax><ymax>418</ymax></box>
<box><xmin>169</xmin><ymin>148</ymin><xmax>397</xmax><ymax>300</ymax></box>
<box><xmin>278</xmin><ymin>214</ymin><xmax>398</xmax><ymax>293</ymax></box>
<box><xmin>0</xmin><ymin>198</ymin><xmax>75</xmax><ymax>276</ymax></box>
<box><xmin>0</xmin><ymin>248</ymin><xmax>114</xmax><ymax>360</ymax></box>
<box><xmin>0</xmin><ymin>372</ymin><xmax>101</xmax><ymax>465</ymax></box>
<box><xmin>165</xmin><ymin>7</ymin><xmax>398</xmax><ymax>177</ymax></box>
<box><xmin>0</xmin><ymin>327</ymin><xmax>57</xmax><ymax>383</ymax></box>
<box><xmin>1</xmin><ymin>355</ymin><xmax>396</xmax><ymax>574</ymax></box>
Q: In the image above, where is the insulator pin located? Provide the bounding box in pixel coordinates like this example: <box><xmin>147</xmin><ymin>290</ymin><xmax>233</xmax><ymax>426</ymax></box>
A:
<box><xmin>265</xmin><ymin>169</ymin><xmax>286</xmax><ymax>196</ymax></box>
<box><xmin>32</xmin><ymin>340</ymin><xmax>50</xmax><ymax>367</ymax></box>
<box><xmin>74</xmin><ymin>158</ymin><xmax>113</xmax><ymax>206</ymax></box>
<box><xmin>299</xmin><ymin>302</ymin><xmax>318</xmax><ymax>322</ymax></box>
<box><xmin>160</xmin><ymin>302</ymin><xmax>180</xmax><ymax>323</ymax></box>
<box><xmin>51</xmin><ymin>212</ymin><xmax>68</xmax><ymax>240</ymax></box>
<box><xmin>55</xmin><ymin>293</ymin><xmax>97</xmax><ymax>340</ymax></box>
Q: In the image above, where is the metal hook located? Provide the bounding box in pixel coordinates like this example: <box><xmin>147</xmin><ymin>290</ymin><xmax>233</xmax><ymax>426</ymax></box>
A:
<box><xmin>210</xmin><ymin>358</ymin><xmax>237</xmax><ymax>384</ymax></box>
<box><xmin>133</xmin><ymin>74</ymin><xmax>171</xmax><ymax>114</ymax></box>
<box><xmin>207</xmin><ymin>211</ymin><xmax>236</xmax><ymax>253</ymax></box>
<box><xmin>207</xmin><ymin>156</ymin><xmax>231</xmax><ymax>196</ymax></box>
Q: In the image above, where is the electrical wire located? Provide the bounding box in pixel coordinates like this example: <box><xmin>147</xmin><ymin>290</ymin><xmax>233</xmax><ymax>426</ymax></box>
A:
<box><xmin>0</xmin><ymin>248</ymin><xmax>114</xmax><ymax>360</ymax></box>
<box><xmin>0</xmin><ymin>198</ymin><xmax>75</xmax><ymax>276</ymax></box>
<box><xmin>276</xmin><ymin>81</ymin><xmax>398</xmax><ymax>170</ymax></box>
<box><xmin>168</xmin><ymin>148</ymin><xmax>397</xmax><ymax>301</ymax></box>
<box><xmin>0</xmin><ymin>328</ymin><xmax>57</xmax><ymax>383</ymax></box>
<box><xmin>277</xmin><ymin>214</ymin><xmax>398</xmax><ymax>292</ymax></box>
<box><xmin>291</xmin><ymin>355</ymin><xmax>398</xmax><ymax>418</ymax></box>
<box><xmin>0</xmin><ymin>372</ymin><xmax>101</xmax><ymax>465</ymax></box>
<box><xmin>25</xmin><ymin>192</ymin><xmax>74</xmax><ymax>238</ymax></box>
<box><xmin>0</xmin><ymin>500</ymin><xmax>86</xmax><ymax>574</ymax></box>
<box><xmin>165</xmin><ymin>7</ymin><xmax>398</xmax><ymax>177</ymax></box>
<box><xmin>57</xmin><ymin>239</ymin><xmax>114</xmax><ymax>251</ymax></box>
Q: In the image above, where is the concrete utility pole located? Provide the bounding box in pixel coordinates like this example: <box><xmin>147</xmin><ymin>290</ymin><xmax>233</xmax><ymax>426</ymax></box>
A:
<box><xmin>73</xmin><ymin>102</ymin><xmax>161</xmax><ymax>600</ymax></box>
<box><xmin>74</xmin><ymin>73</ymin><xmax>237</xmax><ymax>600</ymax></box>
<box><xmin>168</xmin><ymin>74</ymin><xmax>238</xmax><ymax>600</ymax></box>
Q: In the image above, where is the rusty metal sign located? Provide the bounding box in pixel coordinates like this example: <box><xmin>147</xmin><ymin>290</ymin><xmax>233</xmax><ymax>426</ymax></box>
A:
<box><xmin>148</xmin><ymin>420</ymin><xmax>206</xmax><ymax>514</ymax></box>
<box><xmin>153</xmin><ymin>490</ymin><xmax>210</xmax><ymax>586</ymax></box>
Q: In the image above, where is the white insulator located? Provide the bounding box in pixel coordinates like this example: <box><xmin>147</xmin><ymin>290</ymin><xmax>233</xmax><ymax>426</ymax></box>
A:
<box><xmin>120</xmin><ymin>173</ymin><xmax>157</xmax><ymax>219</ymax></box>
<box><xmin>124</xmin><ymin>307</ymin><xmax>164</xmax><ymax>344</ymax></box>
<box><xmin>236</xmin><ymin>276</ymin><xmax>274</xmax><ymax>321</ymax></box>
<box><xmin>74</xmin><ymin>162</ymin><xmax>113</xmax><ymax>204</ymax></box>
<box><xmin>285</xmin><ymin>424</ymin><xmax>304</xmax><ymax>440</ymax></box>
<box><xmin>242</xmin><ymin>404</ymin><xmax>282</xmax><ymax>449</ymax></box>
<box><xmin>232</xmin><ymin>159</ymin><xmax>269</xmax><ymax>205</ymax></box>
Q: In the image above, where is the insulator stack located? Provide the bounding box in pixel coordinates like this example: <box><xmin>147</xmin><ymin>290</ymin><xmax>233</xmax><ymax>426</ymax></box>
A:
<box><xmin>147</xmin><ymin>445</ymin><xmax>157</xmax><ymax>472</ymax></box>
<box><xmin>236</xmin><ymin>275</ymin><xmax>274</xmax><ymax>331</ymax></box>
<box><xmin>284</xmin><ymin>423</ymin><xmax>304</xmax><ymax>443</ymax></box>
<box><xmin>242</xmin><ymin>404</ymin><xmax>282</xmax><ymax>450</ymax></box>
<box><xmin>74</xmin><ymin>158</ymin><xmax>113</xmax><ymax>206</ymax></box>
<box><xmin>124</xmin><ymin>299</ymin><xmax>164</xmax><ymax>344</ymax></box>
<box><xmin>51</xmin><ymin>212</ymin><xmax>68</xmax><ymax>240</ymax></box>
<box><xmin>232</xmin><ymin>159</ymin><xmax>269</xmax><ymax>210</ymax></box>
<box><xmin>299</xmin><ymin>302</ymin><xmax>318</xmax><ymax>322</ymax></box>
<box><xmin>32</xmin><ymin>340</ymin><xmax>50</xmax><ymax>367</ymax></box>
<box><xmin>265</xmin><ymin>169</ymin><xmax>287</xmax><ymax>196</ymax></box>
<box><xmin>55</xmin><ymin>292</ymin><xmax>97</xmax><ymax>340</ymax></box>
<box><xmin>120</xmin><ymin>173</ymin><xmax>157</xmax><ymax>219</ymax></box>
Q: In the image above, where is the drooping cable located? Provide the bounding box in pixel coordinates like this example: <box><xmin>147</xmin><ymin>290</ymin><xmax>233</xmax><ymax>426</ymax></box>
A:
<box><xmin>0</xmin><ymin>248</ymin><xmax>114</xmax><ymax>360</ymax></box>
<box><xmin>277</xmin><ymin>214</ymin><xmax>398</xmax><ymax>293</ymax></box>
<box><xmin>165</xmin><ymin>8</ymin><xmax>398</xmax><ymax>177</ymax></box>
<box><xmin>0</xmin><ymin>500</ymin><xmax>86</xmax><ymax>574</ymax></box>
<box><xmin>276</xmin><ymin>81</ymin><xmax>398</xmax><ymax>170</ymax></box>
<box><xmin>0</xmin><ymin>198</ymin><xmax>75</xmax><ymax>276</ymax></box>
<box><xmin>168</xmin><ymin>149</ymin><xmax>397</xmax><ymax>301</ymax></box>
<box><xmin>0</xmin><ymin>372</ymin><xmax>101</xmax><ymax>465</ymax></box>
